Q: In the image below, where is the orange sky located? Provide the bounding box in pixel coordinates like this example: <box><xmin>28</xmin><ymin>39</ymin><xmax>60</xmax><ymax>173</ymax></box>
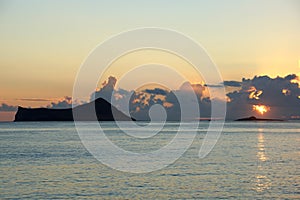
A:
<box><xmin>0</xmin><ymin>1</ymin><xmax>299</xmax><ymax>121</ymax></box>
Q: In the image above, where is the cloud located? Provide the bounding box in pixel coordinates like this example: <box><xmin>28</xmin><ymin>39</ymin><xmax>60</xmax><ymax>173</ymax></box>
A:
<box><xmin>205</xmin><ymin>81</ymin><xmax>241</xmax><ymax>88</ymax></box>
<box><xmin>42</xmin><ymin>74</ymin><xmax>300</xmax><ymax>120</ymax></box>
<box><xmin>0</xmin><ymin>103</ymin><xmax>17</xmax><ymax>112</ymax></box>
<box><xmin>223</xmin><ymin>81</ymin><xmax>242</xmax><ymax>87</ymax></box>
<box><xmin>143</xmin><ymin>88</ymin><xmax>167</xmax><ymax>95</ymax></box>
<box><xmin>226</xmin><ymin>74</ymin><xmax>300</xmax><ymax>119</ymax></box>
<box><xmin>115</xmin><ymin>82</ymin><xmax>197</xmax><ymax>121</ymax></box>
<box><xmin>204</xmin><ymin>84</ymin><xmax>223</xmax><ymax>88</ymax></box>
<box><xmin>117</xmin><ymin>74</ymin><xmax>300</xmax><ymax>120</ymax></box>
<box><xmin>47</xmin><ymin>96</ymin><xmax>72</xmax><ymax>109</ymax></box>
<box><xmin>89</xmin><ymin>77</ymin><xmax>214</xmax><ymax>120</ymax></box>
<box><xmin>180</xmin><ymin>82</ymin><xmax>207</xmax><ymax>97</ymax></box>
<box><xmin>147</xmin><ymin>82</ymin><xmax>211</xmax><ymax>120</ymax></box>
<box><xmin>91</xmin><ymin>76</ymin><xmax>117</xmax><ymax>102</ymax></box>
<box><xmin>17</xmin><ymin>98</ymin><xmax>50</xmax><ymax>102</ymax></box>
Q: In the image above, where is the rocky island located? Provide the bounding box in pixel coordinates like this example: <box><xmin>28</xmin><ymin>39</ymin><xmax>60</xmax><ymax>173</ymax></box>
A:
<box><xmin>14</xmin><ymin>98</ymin><xmax>134</xmax><ymax>121</ymax></box>
<box><xmin>235</xmin><ymin>116</ymin><xmax>284</xmax><ymax>122</ymax></box>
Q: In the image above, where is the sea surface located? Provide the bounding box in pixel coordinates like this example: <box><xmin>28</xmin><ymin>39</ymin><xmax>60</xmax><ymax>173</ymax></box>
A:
<box><xmin>1</xmin><ymin>121</ymin><xmax>299</xmax><ymax>199</ymax></box>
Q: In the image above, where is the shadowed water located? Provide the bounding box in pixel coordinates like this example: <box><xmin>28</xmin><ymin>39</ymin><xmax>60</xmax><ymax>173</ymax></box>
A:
<box><xmin>1</xmin><ymin>122</ymin><xmax>299</xmax><ymax>199</ymax></box>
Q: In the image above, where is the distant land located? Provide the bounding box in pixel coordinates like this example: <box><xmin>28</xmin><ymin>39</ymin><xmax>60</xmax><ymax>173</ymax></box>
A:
<box><xmin>235</xmin><ymin>116</ymin><xmax>284</xmax><ymax>122</ymax></box>
<box><xmin>14</xmin><ymin>98</ymin><xmax>134</xmax><ymax>121</ymax></box>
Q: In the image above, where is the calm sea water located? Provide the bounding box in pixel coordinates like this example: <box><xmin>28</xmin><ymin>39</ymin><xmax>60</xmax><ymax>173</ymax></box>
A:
<box><xmin>1</xmin><ymin>121</ymin><xmax>299</xmax><ymax>199</ymax></box>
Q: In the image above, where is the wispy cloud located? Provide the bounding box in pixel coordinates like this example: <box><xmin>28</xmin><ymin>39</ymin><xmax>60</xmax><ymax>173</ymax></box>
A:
<box><xmin>204</xmin><ymin>84</ymin><xmax>223</xmax><ymax>88</ymax></box>
<box><xmin>17</xmin><ymin>98</ymin><xmax>51</xmax><ymax>102</ymax></box>
<box><xmin>205</xmin><ymin>81</ymin><xmax>242</xmax><ymax>88</ymax></box>
<box><xmin>223</xmin><ymin>81</ymin><xmax>242</xmax><ymax>87</ymax></box>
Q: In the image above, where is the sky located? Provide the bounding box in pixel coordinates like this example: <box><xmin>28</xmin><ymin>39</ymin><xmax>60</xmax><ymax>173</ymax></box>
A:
<box><xmin>0</xmin><ymin>0</ymin><xmax>300</xmax><ymax>121</ymax></box>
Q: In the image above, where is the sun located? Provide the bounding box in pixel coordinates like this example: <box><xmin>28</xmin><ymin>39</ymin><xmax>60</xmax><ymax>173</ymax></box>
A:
<box><xmin>253</xmin><ymin>105</ymin><xmax>270</xmax><ymax>115</ymax></box>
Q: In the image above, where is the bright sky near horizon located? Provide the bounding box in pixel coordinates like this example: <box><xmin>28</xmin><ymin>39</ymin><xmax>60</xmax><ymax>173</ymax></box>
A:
<box><xmin>0</xmin><ymin>0</ymin><xmax>300</xmax><ymax>121</ymax></box>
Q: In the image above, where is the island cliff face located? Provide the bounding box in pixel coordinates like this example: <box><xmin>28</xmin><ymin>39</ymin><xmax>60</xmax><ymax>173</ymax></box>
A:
<box><xmin>14</xmin><ymin>98</ymin><xmax>134</xmax><ymax>121</ymax></box>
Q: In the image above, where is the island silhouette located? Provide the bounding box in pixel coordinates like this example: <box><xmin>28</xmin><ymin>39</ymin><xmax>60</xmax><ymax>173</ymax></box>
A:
<box><xmin>14</xmin><ymin>98</ymin><xmax>134</xmax><ymax>121</ymax></box>
<box><xmin>235</xmin><ymin>116</ymin><xmax>284</xmax><ymax>122</ymax></box>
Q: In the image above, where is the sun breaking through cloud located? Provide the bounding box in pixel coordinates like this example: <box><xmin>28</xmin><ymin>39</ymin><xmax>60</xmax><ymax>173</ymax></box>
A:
<box><xmin>253</xmin><ymin>105</ymin><xmax>270</xmax><ymax>115</ymax></box>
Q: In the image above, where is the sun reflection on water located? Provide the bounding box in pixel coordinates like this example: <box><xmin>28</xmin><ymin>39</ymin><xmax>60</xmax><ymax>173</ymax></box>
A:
<box><xmin>253</xmin><ymin>129</ymin><xmax>272</xmax><ymax>193</ymax></box>
<box><xmin>257</xmin><ymin>131</ymin><xmax>267</xmax><ymax>162</ymax></box>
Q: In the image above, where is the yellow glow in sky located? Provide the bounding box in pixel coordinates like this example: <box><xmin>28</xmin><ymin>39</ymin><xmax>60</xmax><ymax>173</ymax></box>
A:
<box><xmin>99</xmin><ymin>49</ymin><xmax>204</xmax><ymax>90</ymax></box>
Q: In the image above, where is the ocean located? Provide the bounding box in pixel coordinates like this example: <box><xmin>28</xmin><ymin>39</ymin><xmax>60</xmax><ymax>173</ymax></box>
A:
<box><xmin>1</xmin><ymin>121</ymin><xmax>299</xmax><ymax>199</ymax></box>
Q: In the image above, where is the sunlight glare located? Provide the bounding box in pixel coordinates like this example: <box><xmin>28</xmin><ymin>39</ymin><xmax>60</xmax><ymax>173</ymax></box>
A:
<box><xmin>253</xmin><ymin>105</ymin><xmax>270</xmax><ymax>115</ymax></box>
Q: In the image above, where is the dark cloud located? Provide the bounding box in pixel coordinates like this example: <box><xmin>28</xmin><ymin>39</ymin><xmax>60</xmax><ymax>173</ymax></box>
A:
<box><xmin>144</xmin><ymin>88</ymin><xmax>167</xmax><ymax>95</ymax></box>
<box><xmin>226</xmin><ymin>74</ymin><xmax>300</xmax><ymax>119</ymax></box>
<box><xmin>157</xmin><ymin>82</ymin><xmax>211</xmax><ymax>120</ymax></box>
<box><xmin>127</xmin><ymin>92</ymin><xmax>163</xmax><ymax>120</ymax></box>
<box><xmin>89</xmin><ymin>78</ymin><xmax>213</xmax><ymax>120</ymax></box>
<box><xmin>43</xmin><ymin>74</ymin><xmax>299</xmax><ymax>120</ymax></box>
<box><xmin>0</xmin><ymin>103</ymin><xmax>17</xmax><ymax>112</ymax></box>
<box><xmin>121</xmin><ymin>74</ymin><xmax>299</xmax><ymax>120</ymax></box>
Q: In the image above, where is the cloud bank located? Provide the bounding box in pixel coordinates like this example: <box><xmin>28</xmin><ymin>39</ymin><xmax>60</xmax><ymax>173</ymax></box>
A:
<box><xmin>2</xmin><ymin>74</ymin><xmax>299</xmax><ymax>121</ymax></box>
<box><xmin>89</xmin><ymin>74</ymin><xmax>300</xmax><ymax>120</ymax></box>
<box><xmin>226</xmin><ymin>74</ymin><xmax>300</xmax><ymax>119</ymax></box>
